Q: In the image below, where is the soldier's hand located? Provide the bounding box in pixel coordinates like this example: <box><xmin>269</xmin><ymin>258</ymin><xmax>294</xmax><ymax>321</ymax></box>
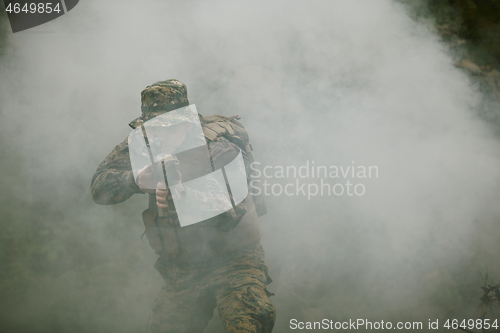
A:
<box><xmin>137</xmin><ymin>165</ymin><xmax>156</xmax><ymax>193</ymax></box>
<box><xmin>156</xmin><ymin>182</ymin><xmax>169</xmax><ymax>210</ymax></box>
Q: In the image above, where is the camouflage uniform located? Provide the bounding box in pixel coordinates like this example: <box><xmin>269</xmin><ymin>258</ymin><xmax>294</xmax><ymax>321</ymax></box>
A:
<box><xmin>91</xmin><ymin>79</ymin><xmax>275</xmax><ymax>333</ymax></box>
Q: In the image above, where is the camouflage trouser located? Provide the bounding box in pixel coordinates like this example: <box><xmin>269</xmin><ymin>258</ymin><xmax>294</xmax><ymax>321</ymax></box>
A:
<box><xmin>146</xmin><ymin>246</ymin><xmax>276</xmax><ymax>333</ymax></box>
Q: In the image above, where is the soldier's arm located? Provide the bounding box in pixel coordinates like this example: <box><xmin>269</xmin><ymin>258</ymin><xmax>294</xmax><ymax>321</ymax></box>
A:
<box><xmin>91</xmin><ymin>138</ymin><xmax>144</xmax><ymax>205</ymax></box>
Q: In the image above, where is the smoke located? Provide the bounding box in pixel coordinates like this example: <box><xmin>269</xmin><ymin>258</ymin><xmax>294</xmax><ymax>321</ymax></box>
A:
<box><xmin>1</xmin><ymin>0</ymin><xmax>500</xmax><ymax>332</ymax></box>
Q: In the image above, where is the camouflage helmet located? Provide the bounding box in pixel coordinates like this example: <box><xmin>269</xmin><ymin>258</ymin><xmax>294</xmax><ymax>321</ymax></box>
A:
<box><xmin>129</xmin><ymin>79</ymin><xmax>190</xmax><ymax>129</ymax></box>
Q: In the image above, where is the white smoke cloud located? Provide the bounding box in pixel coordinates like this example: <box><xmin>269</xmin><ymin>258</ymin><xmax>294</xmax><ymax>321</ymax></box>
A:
<box><xmin>1</xmin><ymin>0</ymin><xmax>500</xmax><ymax>332</ymax></box>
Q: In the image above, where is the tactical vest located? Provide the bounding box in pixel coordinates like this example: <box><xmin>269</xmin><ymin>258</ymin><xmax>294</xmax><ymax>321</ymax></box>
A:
<box><xmin>141</xmin><ymin>115</ymin><xmax>266</xmax><ymax>265</ymax></box>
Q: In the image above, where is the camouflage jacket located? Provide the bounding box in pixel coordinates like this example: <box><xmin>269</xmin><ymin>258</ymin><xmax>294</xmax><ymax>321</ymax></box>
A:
<box><xmin>90</xmin><ymin>136</ymin><xmax>252</xmax><ymax>206</ymax></box>
<box><xmin>91</xmin><ymin>131</ymin><xmax>261</xmax><ymax>264</ymax></box>
<box><xmin>91</xmin><ymin>137</ymin><xmax>144</xmax><ymax>205</ymax></box>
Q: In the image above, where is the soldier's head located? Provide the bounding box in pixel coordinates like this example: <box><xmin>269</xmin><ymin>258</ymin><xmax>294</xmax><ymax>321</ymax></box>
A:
<box><xmin>129</xmin><ymin>79</ymin><xmax>189</xmax><ymax>129</ymax></box>
<box><xmin>129</xmin><ymin>79</ymin><xmax>205</xmax><ymax>156</ymax></box>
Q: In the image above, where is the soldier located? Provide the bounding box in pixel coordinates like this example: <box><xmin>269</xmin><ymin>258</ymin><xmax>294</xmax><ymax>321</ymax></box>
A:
<box><xmin>91</xmin><ymin>79</ymin><xmax>275</xmax><ymax>333</ymax></box>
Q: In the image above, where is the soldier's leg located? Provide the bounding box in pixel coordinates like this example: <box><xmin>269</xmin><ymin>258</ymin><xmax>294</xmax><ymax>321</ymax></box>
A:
<box><xmin>215</xmin><ymin>269</ymin><xmax>276</xmax><ymax>333</ymax></box>
<box><xmin>146</xmin><ymin>282</ymin><xmax>216</xmax><ymax>333</ymax></box>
